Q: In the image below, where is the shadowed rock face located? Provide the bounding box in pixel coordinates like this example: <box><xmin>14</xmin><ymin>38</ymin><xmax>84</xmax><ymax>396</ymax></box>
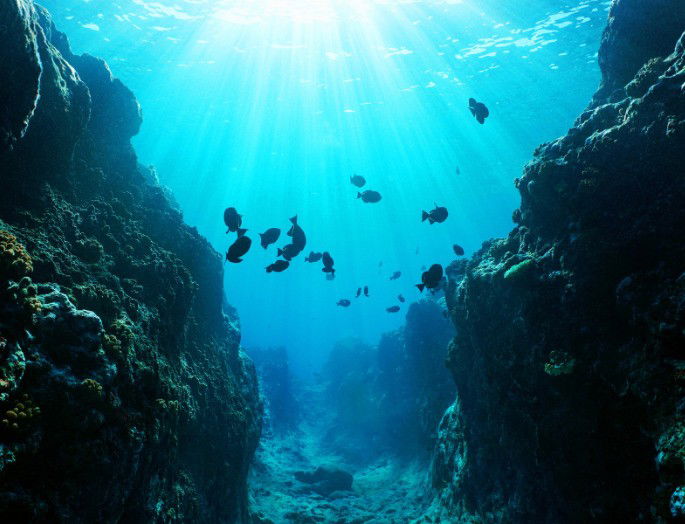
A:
<box><xmin>432</xmin><ymin>0</ymin><xmax>685</xmax><ymax>522</ymax></box>
<box><xmin>0</xmin><ymin>2</ymin><xmax>261</xmax><ymax>522</ymax></box>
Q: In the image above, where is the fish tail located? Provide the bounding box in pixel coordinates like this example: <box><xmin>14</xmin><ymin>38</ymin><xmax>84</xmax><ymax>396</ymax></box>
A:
<box><xmin>259</xmin><ymin>234</ymin><xmax>267</xmax><ymax>249</ymax></box>
<box><xmin>422</xmin><ymin>211</ymin><xmax>429</xmax><ymax>221</ymax></box>
<box><xmin>237</xmin><ymin>228</ymin><xmax>247</xmax><ymax>237</ymax></box>
<box><xmin>290</xmin><ymin>215</ymin><xmax>297</xmax><ymax>225</ymax></box>
<box><xmin>277</xmin><ymin>248</ymin><xmax>283</xmax><ymax>257</ymax></box>
<box><xmin>357</xmin><ymin>192</ymin><xmax>362</xmax><ymax>199</ymax></box>
<box><xmin>416</xmin><ymin>284</ymin><xmax>425</xmax><ymax>292</ymax></box>
<box><xmin>266</xmin><ymin>266</ymin><xmax>272</xmax><ymax>273</ymax></box>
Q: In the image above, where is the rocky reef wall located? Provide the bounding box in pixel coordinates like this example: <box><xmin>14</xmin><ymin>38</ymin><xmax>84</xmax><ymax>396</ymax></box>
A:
<box><xmin>322</xmin><ymin>300</ymin><xmax>454</xmax><ymax>460</ymax></box>
<box><xmin>432</xmin><ymin>0</ymin><xmax>685</xmax><ymax>521</ymax></box>
<box><xmin>0</xmin><ymin>1</ymin><xmax>261</xmax><ymax>521</ymax></box>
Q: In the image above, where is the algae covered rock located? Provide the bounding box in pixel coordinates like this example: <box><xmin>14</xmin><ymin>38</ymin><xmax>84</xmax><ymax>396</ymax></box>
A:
<box><xmin>432</xmin><ymin>0</ymin><xmax>685</xmax><ymax>521</ymax></box>
<box><xmin>0</xmin><ymin>1</ymin><xmax>262</xmax><ymax>521</ymax></box>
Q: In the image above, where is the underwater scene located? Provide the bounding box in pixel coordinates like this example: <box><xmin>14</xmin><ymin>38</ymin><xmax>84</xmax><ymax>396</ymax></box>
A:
<box><xmin>0</xmin><ymin>0</ymin><xmax>684</xmax><ymax>522</ymax></box>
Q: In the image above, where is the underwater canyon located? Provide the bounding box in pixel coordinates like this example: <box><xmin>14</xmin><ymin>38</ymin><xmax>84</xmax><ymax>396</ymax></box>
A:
<box><xmin>0</xmin><ymin>0</ymin><xmax>684</xmax><ymax>522</ymax></box>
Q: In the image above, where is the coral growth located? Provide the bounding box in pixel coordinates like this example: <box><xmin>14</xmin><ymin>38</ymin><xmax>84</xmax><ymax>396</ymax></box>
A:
<box><xmin>0</xmin><ymin>1</ymin><xmax>262</xmax><ymax>521</ymax></box>
<box><xmin>431</xmin><ymin>1</ymin><xmax>685</xmax><ymax>521</ymax></box>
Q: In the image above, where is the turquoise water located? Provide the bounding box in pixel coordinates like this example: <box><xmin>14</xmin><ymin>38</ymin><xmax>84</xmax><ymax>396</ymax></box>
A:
<box><xmin>42</xmin><ymin>0</ymin><xmax>608</xmax><ymax>374</ymax></box>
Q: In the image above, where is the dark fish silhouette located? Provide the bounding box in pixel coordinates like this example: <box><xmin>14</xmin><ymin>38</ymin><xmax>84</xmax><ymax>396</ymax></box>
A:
<box><xmin>226</xmin><ymin>229</ymin><xmax>251</xmax><ymax>263</ymax></box>
<box><xmin>398</xmin><ymin>294</ymin><xmax>405</xmax><ymax>303</ymax></box>
<box><xmin>357</xmin><ymin>190</ymin><xmax>382</xmax><ymax>203</ymax></box>
<box><xmin>305</xmin><ymin>251</ymin><xmax>323</xmax><ymax>263</ymax></box>
<box><xmin>350</xmin><ymin>174</ymin><xmax>366</xmax><ymax>188</ymax></box>
<box><xmin>259</xmin><ymin>228</ymin><xmax>281</xmax><ymax>249</ymax></box>
<box><xmin>455</xmin><ymin>165</ymin><xmax>461</xmax><ymax>176</ymax></box>
<box><xmin>326</xmin><ymin>273</ymin><xmax>335</xmax><ymax>281</ymax></box>
<box><xmin>337</xmin><ymin>299</ymin><xmax>351</xmax><ymax>307</ymax></box>
<box><xmin>390</xmin><ymin>271</ymin><xmax>401</xmax><ymax>280</ymax></box>
<box><xmin>322</xmin><ymin>252</ymin><xmax>335</xmax><ymax>275</ymax></box>
<box><xmin>278</xmin><ymin>244</ymin><xmax>300</xmax><ymax>261</ymax></box>
<box><xmin>468</xmin><ymin>97</ymin><xmax>489</xmax><ymax>124</ymax></box>
<box><xmin>417</xmin><ymin>264</ymin><xmax>443</xmax><ymax>292</ymax></box>
<box><xmin>223</xmin><ymin>207</ymin><xmax>242</xmax><ymax>233</ymax></box>
<box><xmin>422</xmin><ymin>204</ymin><xmax>448</xmax><ymax>224</ymax></box>
<box><xmin>453</xmin><ymin>244</ymin><xmax>465</xmax><ymax>256</ymax></box>
<box><xmin>378</xmin><ymin>261</ymin><xmax>383</xmax><ymax>267</ymax></box>
<box><xmin>356</xmin><ymin>287</ymin><xmax>362</xmax><ymax>298</ymax></box>
<box><xmin>287</xmin><ymin>215</ymin><xmax>306</xmax><ymax>252</ymax></box>
<box><xmin>266</xmin><ymin>260</ymin><xmax>289</xmax><ymax>273</ymax></box>
<box><xmin>386</xmin><ymin>306</ymin><xmax>400</xmax><ymax>313</ymax></box>
<box><xmin>364</xmin><ymin>286</ymin><xmax>369</xmax><ymax>297</ymax></box>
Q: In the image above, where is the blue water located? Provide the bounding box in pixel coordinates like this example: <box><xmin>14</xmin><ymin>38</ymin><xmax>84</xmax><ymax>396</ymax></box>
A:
<box><xmin>42</xmin><ymin>0</ymin><xmax>608</xmax><ymax>375</ymax></box>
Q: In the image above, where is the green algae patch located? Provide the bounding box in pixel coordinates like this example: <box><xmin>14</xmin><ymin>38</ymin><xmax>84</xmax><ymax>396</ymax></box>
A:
<box><xmin>544</xmin><ymin>351</ymin><xmax>575</xmax><ymax>376</ymax></box>
<box><xmin>503</xmin><ymin>258</ymin><xmax>536</xmax><ymax>281</ymax></box>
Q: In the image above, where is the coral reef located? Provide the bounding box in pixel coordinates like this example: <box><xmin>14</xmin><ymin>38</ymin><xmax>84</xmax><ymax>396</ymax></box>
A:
<box><xmin>431</xmin><ymin>0</ymin><xmax>685</xmax><ymax>521</ymax></box>
<box><xmin>0</xmin><ymin>1</ymin><xmax>261</xmax><ymax>521</ymax></box>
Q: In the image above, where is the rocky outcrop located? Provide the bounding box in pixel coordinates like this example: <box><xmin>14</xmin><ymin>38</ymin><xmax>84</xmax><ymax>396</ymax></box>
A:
<box><xmin>322</xmin><ymin>300</ymin><xmax>454</xmax><ymax>459</ymax></box>
<box><xmin>0</xmin><ymin>1</ymin><xmax>261</xmax><ymax>522</ymax></box>
<box><xmin>432</xmin><ymin>1</ymin><xmax>685</xmax><ymax>522</ymax></box>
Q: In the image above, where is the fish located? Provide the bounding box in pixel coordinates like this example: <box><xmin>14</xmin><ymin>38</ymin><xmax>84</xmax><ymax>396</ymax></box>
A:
<box><xmin>305</xmin><ymin>251</ymin><xmax>323</xmax><ymax>263</ymax></box>
<box><xmin>416</xmin><ymin>263</ymin><xmax>443</xmax><ymax>292</ymax></box>
<box><xmin>453</xmin><ymin>244</ymin><xmax>465</xmax><ymax>256</ymax></box>
<box><xmin>337</xmin><ymin>299</ymin><xmax>351</xmax><ymax>307</ymax></box>
<box><xmin>468</xmin><ymin>97</ymin><xmax>490</xmax><ymax>125</ymax></box>
<box><xmin>389</xmin><ymin>271</ymin><xmax>401</xmax><ymax>280</ymax></box>
<box><xmin>226</xmin><ymin>229</ymin><xmax>252</xmax><ymax>263</ymax></box>
<box><xmin>357</xmin><ymin>190</ymin><xmax>382</xmax><ymax>203</ymax></box>
<box><xmin>326</xmin><ymin>273</ymin><xmax>335</xmax><ymax>281</ymax></box>
<box><xmin>223</xmin><ymin>207</ymin><xmax>242</xmax><ymax>233</ymax></box>
<box><xmin>277</xmin><ymin>244</ymin><xmax>300</xmax><ymax>261</ymax></box>
<box><xmin>386</xmin><ymin>306</ymin><xmax>400</xmax><ymax>313</ymax></box>
<box><xmin>356</xmin><ymin>287</ymin><xmax>362</xmax><ymax>298</ymax></box>
<box><xmin>364</xmin><ymin>286</ymin><xmax>369</xmax><ymax>297</ymax></box>
<box><xmin>422</xmin><ymin>204</ymin><xmax>449</xmax><ymax>224</ymax></box>
<box><xmin>455</xmin><ymin>165</ymin><xmax>461</xmax><ymax>176</ymax></box>
<box><xmin>266</xmin><ymin>260</ymin><xmax>289</xmax><ymax>273</ymax></box>
<box><xmin>259</xmin><ymin>228</ymin><xmax>281</xmax><ymax>249</ymax></box>
<box><xmin>398</xmin><ymin>294</ymin><xmax>405</xmax><ymax>303</ymax></box>
<box><xmin>322</xmin><ymin>252</ymin><xmax>335</xmax><ymax>275</ymax></box>
<box><xmin>350</xmin><ymin>174</ymin><xmax>366</xmax><ymax>188</ymax></box>
<box><xmin>287</xmin><ymin>215</ymin><xmax>306</xmax><ymax>252</ymax></box>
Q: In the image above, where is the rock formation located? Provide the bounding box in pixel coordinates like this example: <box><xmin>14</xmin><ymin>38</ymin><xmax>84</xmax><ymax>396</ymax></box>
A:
<box><xmin>323</xmin><ymin>300</ymin><xmax>454</xmax><ymax>458</ymax></box>
<box><xmin>0</xmin><ymin>1</ymin><xmax>261</xmax><ymax>521</ymax></box>
<box><xmin>432</xmin><ymin>0</ymin><xmax>685</xmax><ymax>521</ymax></box>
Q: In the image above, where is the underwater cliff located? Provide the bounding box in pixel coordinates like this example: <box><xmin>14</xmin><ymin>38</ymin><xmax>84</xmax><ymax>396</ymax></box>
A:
<box><xmin>0</xmin><ymin>1</ymin><xmax>261</xmax><ymax>521</ymax></box>
<box><xmin>0</xmin><ymin>0</ymin><xmax>684</xmax><ymax>522</ymax></box>
<box><xmin>433</xmin><ymin>0</ymin><xmax>685</xmax><ymax>521</ymax></box>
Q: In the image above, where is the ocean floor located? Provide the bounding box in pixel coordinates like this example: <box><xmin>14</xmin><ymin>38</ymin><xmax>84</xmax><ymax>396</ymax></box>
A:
<box><xmin>249</xmin><ymin>386</ymin><xmax>435</xmax><ymax>523</ymax></box>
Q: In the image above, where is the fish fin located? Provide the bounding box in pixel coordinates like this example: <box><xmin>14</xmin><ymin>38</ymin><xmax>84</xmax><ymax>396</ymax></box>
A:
<box><xmin>469</xmin><ymin>107</ymin><xmax>476</xmax><ymax>116</ymax></box>
<box><xmin>422</xmin><ymin>211</ymin><xmax>429</xmax><ymax>221</ymax></box>
<box><xmin>357</xmin><ymin>192</ymin><xmax>362</xmax><ymax>199</ymax></box>
<box><xmin>290</xmin><ymin>215</ymin><xmax>297</xmax><ymax>225</ymax></box>
<box><xmin>416</xmin><ymin>284</ymin><xmax>425</xmax><ymax>292</ymax></box>
<box><xmin>237</xmin><ymin>228</ymin><xmax>247</xmax><ymax>237</ymax></box>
